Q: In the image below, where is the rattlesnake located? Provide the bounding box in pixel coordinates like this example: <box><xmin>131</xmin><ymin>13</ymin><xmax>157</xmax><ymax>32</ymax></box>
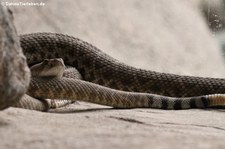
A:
<box><xmin>13</xmin><ymin>32</ymin><xmax>225</xmax><ymax>111</ymax></box>
<box><xmin>13</xmin><ymin>58</ymin><xmax>78</xmax><ymax>111</ymax></box>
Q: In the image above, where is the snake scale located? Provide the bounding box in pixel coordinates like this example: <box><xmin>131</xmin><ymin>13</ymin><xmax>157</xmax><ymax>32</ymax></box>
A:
<box><xmin>13</xmin><ymin>32</ymin><xmax>225</xmax><ymax>110</ymax></box>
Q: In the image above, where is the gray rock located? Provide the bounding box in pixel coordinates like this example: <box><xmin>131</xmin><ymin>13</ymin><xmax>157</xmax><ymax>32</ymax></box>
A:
<box><xmin>0</xmin><ymin>6</ymin><xmax>30</xmax><ymax>110</ymax></box>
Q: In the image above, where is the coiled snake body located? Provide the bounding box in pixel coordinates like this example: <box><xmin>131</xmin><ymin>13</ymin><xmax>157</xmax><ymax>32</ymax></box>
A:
<box><xmin>13</xmin><ymin>32</ymin><xmax>225</xmax><ymax>111</ymax></box>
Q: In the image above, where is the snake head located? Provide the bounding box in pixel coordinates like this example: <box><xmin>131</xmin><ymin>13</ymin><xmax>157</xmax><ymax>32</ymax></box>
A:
<box><xmin>30</xmin><ymin>58</ymin><xmax>65</xmax><ymax>78</ymax></box>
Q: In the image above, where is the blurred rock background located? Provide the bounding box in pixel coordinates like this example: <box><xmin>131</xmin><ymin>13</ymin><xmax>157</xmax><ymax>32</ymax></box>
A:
<box><xmin>201</xmin><ymin>0</ymin><xmax>225</xmax><ymax>59</ymax></box>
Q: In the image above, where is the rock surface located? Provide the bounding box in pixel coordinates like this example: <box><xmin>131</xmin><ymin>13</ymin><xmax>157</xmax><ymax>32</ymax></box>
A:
<box><xmin>1</xmin><ymin>0</ymin><xmax>225</xmax><ymax>149</ymax></box>
<box><xmin>0</xmin><ymin>6</ymin><xmax>30</xmax><ymax>110</ymax></box>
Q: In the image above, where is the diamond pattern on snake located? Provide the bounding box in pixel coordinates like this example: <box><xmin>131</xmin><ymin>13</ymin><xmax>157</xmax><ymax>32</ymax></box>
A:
<box><xmin>12</xmin><ymin>33</ymin><xmax>225</xmax><ymax>111</ymax></box>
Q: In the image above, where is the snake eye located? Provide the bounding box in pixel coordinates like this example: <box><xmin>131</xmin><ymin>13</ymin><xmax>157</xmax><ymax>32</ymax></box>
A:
<box><xmin>42</xmin><ymin>59</ymin><xmax>49</xmax><ymax>64</ymax></box>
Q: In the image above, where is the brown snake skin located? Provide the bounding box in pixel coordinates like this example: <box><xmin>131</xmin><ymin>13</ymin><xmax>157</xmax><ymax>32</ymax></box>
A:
<box><xmin>17</xmin><ymin>32</ymin><xmax>225</xmax><ymax>110</ymax></box>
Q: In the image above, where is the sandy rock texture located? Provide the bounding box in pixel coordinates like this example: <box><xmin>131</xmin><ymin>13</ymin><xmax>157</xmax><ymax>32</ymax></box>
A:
<box><xmin>0</xmin><ymin>6</ymin><xmax>30</xmax><ymax>110</ymax></box>
<box><xmin>1</xmin><ymin>0</ymin><xmax>225</xmax><ymax>149</ymax></box>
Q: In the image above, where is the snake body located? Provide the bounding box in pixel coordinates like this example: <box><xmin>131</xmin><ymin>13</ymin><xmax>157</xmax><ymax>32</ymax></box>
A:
<box><xmin>16</xmin><ymin>32</ymin><xmax>225</xmax><ymax>110</ymax></box>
